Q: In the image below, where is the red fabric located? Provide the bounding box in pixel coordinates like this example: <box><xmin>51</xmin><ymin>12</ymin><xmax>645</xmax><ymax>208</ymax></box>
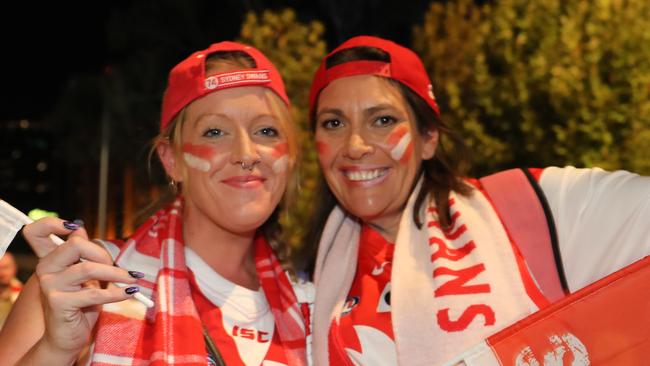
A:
<box><xmin>254</xmin><ymin>235</ymin><xmax>308</xmax><ymax>364</ymax></box>
<box><xmin>191</xmin><ymin>276</ymin><xmax>288</xmax><ymax>366</ymax></box>
<box><xmin>91</xmin><ymin>197</ymin><xmax>307</xmax><ymax>365</ymax></box>
<box><xmin>479</xmin><ymin>169</ymin><xmax>563</xmax><ymax>303</ymax></box>
<box><xmin>161</xmin><ymin>41</ymin><xmax>290</xmax><ymax>131</ymax></box>
<box><xmin>487</xmin><ymin>255</ymin><xmax>650</xmax><ymax>365</ymax></box>
<box><xmin>527</xmin><ymin>167</ymin><xmax>544</xmax><ymax>182</ymax></box>
<box><xmin>309</xmin><ymin>35</ymin><xmax>440</xmax><ymax>118</ymax></box>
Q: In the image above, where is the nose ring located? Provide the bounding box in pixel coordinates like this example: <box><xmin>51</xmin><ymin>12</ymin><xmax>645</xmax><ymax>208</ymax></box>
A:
<box><xmin>239</xmin><ymin>159</ymin><xmax>261</xmax><ymax>171</ymax></box>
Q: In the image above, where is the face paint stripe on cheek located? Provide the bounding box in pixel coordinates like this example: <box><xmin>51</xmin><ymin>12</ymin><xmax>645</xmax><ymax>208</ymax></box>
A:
<box><xmin>315</xmin><ymin>140</ymin><xmax>328</xmax><ymax>155</ymax></box>
<box><xmin>183</xmin><ymin>143</ymin><xmax>219</xmax><ymax>160</ymax></box>
<box><xmin>272</xmin><ymin>156</ymin><xmax>289</xmax><ymax>173</ymax></box>
<box><xmin>270</xmin><ymin>143</ymin><xmax>289</xmax><ymax>173</ymax></box>
<box><xmin>386</xmin><ymin>125</ymin><xmax>409</xmax><ymax>146</ymax></box>
<box><xmin>183</xmin><ymin>153</ymin><xmax>211</xmax><ymax>172</ymax></box>
<box><xmin>271</xmin><ymin>143</ymin><xmax>289</xmax><ymax>157</ymax></box>
<box><xmin>389</xmin><ymin>131</ymin><xmax>412</xmax><ymax>162</ymax></box>
<box><xmin>399</xmin><ymin>142</ymin><xmax>414</xmax><ymax>164</ymax></box>
<box><xmin>182</xmin><ymin>143</ymin><xmax>220</xmax><ymax>172</ymax></box>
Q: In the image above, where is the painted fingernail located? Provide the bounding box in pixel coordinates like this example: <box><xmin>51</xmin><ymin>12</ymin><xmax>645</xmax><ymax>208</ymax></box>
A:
<box><xmin>73</xmin><ymin>219</ymin><xmax>85</xmax><ymax>227</ymax></box>
<box><xmin>125</xmin><ymin>287</ymin><xmax>140</xmax><ymax>295</ymax></box>
<box><xmin>128</xmin><ymin>271</ymin><xmax>145</xmax><ymax>279</ymax></box>
<box><xmin>63</xmin><ymin>221</ymin><xmax>80</xmax><ymax>230</ymax></box>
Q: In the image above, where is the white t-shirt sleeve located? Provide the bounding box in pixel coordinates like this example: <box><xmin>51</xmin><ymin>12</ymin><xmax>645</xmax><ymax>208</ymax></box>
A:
<box><xmin>539</xmin><ymin>166</ymin><xmax>650</xmax><ymax>292</ymax></box>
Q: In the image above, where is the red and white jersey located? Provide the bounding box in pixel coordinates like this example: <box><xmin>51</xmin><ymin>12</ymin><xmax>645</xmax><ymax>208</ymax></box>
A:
<box><xmin>186</xmin><ymin>248</ymin><xmax>288</xmax><ymax>366</ymax></box>
<box><xmin>325</xmin><ymin>166</ymin><xmax>650</xmax><ymax>365</ymax></box>
<box><xmin>329</xmin><ymin>226</ymin><xmax>395</xmax><ymax>366</ymax></box>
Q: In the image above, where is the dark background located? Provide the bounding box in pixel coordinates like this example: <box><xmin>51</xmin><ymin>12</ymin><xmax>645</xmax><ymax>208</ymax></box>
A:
<box><xmin>1</xmin><ymin>0</ymin><xmax>434</xmax><ymax>120</ymax></box>
<box><xmin>0</xmin><ymin>0</ymin><xmax>434</xmax><ymax>278</ymax></box>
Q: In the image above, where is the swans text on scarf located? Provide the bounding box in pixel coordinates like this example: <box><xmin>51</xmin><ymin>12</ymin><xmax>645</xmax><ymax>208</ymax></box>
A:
<box><xmin>427</xmin><ymin>198</ymin><xmax>495</xmax><ymax>332</ymax></box>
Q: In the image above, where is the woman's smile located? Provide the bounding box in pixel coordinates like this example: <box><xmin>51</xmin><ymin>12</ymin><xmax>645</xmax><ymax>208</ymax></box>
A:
<box><xmin>221</xmin><ymin>174</ymin><xmax>266</xmax><ymax>188</ymax></box>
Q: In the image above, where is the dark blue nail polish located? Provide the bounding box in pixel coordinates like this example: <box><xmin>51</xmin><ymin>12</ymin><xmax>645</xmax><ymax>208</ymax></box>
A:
<box><xmin>125</xmin><ymin>287</ymin><xmax>140</xmax><ymax>295</ymax></box>
<box><xmin>63</xmin><ymin>221</ymin><xmax>80</xmax><ymax>230</ymax></box>
<box><xmin>128</xmin><ymin>271</ymin><xmax>145</xmax><ymax>279</ymax></box>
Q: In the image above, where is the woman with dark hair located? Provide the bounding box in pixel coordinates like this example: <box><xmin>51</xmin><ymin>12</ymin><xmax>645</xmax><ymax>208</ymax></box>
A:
<box><xmin>307</xmin><ymin>35</ymin><xmax>650</xmax><ymax>365</ymax></box>
<box><xmin>0</xmin><ymin>41</ymin><xmax>311</xmax><ymax>366</ymax></box>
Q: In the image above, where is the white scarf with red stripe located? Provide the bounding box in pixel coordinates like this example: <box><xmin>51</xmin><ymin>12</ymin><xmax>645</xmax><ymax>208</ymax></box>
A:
<box><xmin>312</xmin><ymin>178</ymin><xmax>547</xmax><ymax>366</ymax></box>
<box><xmin>90</xmin><ymin>197</ymin><xmax>308</xmax><ymax>366</ymax></box>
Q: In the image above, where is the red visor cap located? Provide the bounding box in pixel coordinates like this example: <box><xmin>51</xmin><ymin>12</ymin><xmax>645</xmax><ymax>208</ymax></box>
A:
<box><xmin>309</xmin><ymin>35</ymin><xmax>439</xmax><ymax>119</ymax></box>
<box><xmin>160</xmin><ymin>41</ymin><xmax>289</xmax><ymax>131</ymax></box>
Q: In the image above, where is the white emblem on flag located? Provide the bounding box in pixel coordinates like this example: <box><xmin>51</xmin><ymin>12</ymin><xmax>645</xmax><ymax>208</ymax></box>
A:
<box><xmin>515</xmin><ymin>333</ymin><xmax>589</xmax><ymax>366</ymax></box>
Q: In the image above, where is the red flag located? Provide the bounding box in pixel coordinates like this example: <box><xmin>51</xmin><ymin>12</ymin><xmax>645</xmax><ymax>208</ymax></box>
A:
<box><xmin>450</xmin><ymin>256</ymin><xmax>650</xmax><ymax>365</ymax></box>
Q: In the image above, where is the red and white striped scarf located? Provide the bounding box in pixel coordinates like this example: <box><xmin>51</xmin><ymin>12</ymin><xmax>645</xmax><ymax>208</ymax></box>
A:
<box><xmin>313</xmin><ymin>178</ymin><xmax>544</xmax><ymax>366</ymax></box>
<box><xmin>90</xmin><ymin>197</ymin><xmax>308</xmax><ymax>366</ymax></box>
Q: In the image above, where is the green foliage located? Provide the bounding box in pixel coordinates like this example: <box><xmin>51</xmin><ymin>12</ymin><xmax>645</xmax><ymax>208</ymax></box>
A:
<box><xmin>413</xmin><ymin>0</ymin><xmax>650</xmax><ymax>175</ymax></box>
<box><xmin>238</xmin><ymin>9</ymin><xmax>326</xmax><ymax>251</ymax></box>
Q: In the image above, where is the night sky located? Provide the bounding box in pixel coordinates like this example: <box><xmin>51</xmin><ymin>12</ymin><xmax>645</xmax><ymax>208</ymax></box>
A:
<box><xmin>1</xmin><ymin>1</ymin><xmax>433</xmax><ymax>263</ymax></box>
<box><xmin>1</xmin><ymin>3</ymin><xmax>112</xmax><ymax>120</ymax></box>
<box><xmin>1</xmin><ymin>0</ymin><xmax>434</xmax><ymax>121</ymax></box>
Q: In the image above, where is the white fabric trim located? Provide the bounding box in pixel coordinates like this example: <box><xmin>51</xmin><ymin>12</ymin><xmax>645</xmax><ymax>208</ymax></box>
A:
<box><xmin>540</xmin><ymin>166</ymin><xmax>650</xmax><ymax>291</ymax></box>
<box><xmin>313</xmin><ymin>178</ymin><xmax>538</xmax><ymax>365</ymax></box>
<box><xmin>185</xmin><ymin>246</ymin><xmax>270</xmax><ymax>321</ymax></box>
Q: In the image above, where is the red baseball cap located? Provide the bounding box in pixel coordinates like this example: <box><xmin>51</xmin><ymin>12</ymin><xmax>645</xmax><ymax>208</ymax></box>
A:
<box><xmin>160</xmin><ymin>41</ymin><xmax>290</xmax><ymax>131</ymax></box>
<box><xmin>308</xmin><ymin>35</ymin><xmax>439</xmax><ymax>118</ymax></box>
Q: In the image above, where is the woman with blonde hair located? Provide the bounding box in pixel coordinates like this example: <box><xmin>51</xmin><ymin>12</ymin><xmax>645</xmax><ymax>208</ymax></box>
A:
<box><xmin>0</xmin><ymin>41</ymin><xmax>310</xmax><ymax>366</ymax></box>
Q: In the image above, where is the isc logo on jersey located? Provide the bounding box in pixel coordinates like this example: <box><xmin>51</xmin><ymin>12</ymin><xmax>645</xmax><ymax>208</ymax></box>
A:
<box><xmin>232</xmin><ymin>325</ymin><xmax>270</xmax><ymax>343</ymax></box>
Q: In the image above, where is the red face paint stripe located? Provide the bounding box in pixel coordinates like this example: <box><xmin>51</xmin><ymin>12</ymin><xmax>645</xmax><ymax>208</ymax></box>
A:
<box><xmin>386</xmin><ymin>125</ymin><xmax>409</xmax><ymax>146</ymax></box>
<box><xmin>315</xmin><ymin>141</ymin><xmax>328</xmax><ymax>155</ymax></box>
<box><xmin>272</xmin><ymin>142</ymin><xmax>289</xmax><ymax>157</ymax></box>
<box><xmin>398</xmin><ymin>142</ymin><xmax>414</xmax><ymax>164</ymax></box>
<box><xmin>182</xmin><ymin>143</ymin><xmax>218</xmax><ymax>160</ymax></box>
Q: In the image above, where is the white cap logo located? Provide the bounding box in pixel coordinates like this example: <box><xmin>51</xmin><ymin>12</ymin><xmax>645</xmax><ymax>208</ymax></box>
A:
<box><xmin>428</xmin><ymin>84</ymin><xmax>436</xmax><ymax>101</ymax></box>
<box><xmin>205</xmin><ymin>76</ymin><xmax>219</xmax><ymax>90</ymax></box>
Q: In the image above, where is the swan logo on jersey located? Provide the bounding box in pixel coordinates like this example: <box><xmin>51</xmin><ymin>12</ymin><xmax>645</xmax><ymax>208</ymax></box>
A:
<box><xmin>371</xmin><ymin>261</ymin><xmax>390</xmax><ymax>276</ymax></box>
<box><xmin>346</xmin><ymin>325</ymin><xmax>398</xmax><ymax>366</ymax></box>
<box><xmin>377</xmin><ymin>283</ymin><xmax>391</xmax><ymax>313</ymax></box>
<box><xmin>341</xmin><ymin>296</ymin><xmax>360</xmax><ymax>316</ymax></box>
<box><xmin>515</xmin><ymin>332</ymin><xmax>590</xmax><ymax>366</ymax></box>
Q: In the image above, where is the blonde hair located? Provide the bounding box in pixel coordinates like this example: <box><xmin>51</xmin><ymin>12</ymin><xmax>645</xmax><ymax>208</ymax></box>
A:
<box><xmin>146</xmin><ymin>50</ymin><xmax>298</xmax><ymax>262</ymax></box>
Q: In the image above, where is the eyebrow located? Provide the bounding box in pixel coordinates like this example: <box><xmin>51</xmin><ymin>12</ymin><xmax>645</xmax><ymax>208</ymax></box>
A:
<box><xmin>251</xmin><ymin>113</ymin><xmax>279</xmax><ymax>123</ymax></box>
<box><xmin>316</xmin><ymin>103</ymin><xmax>400</xmax><ymax>120</ymax></box>
<box><xmin>195</xmin><ymin>112</ymin><xmax>278</xmax><ymax>125</ymax></box>
<box><xmin>316</xmin><ymin>107</ymin><xmax>345</xmax><ymax>120</ymax></box>
<box><xmin>364</xmin><ymin>103</ymin><xmax>399</xmax><ymax>117</ymax></box>
<box><xmin>194</xmin><ymin>113</ymin><xmax>231</xmax><ymax>124</ymax></box>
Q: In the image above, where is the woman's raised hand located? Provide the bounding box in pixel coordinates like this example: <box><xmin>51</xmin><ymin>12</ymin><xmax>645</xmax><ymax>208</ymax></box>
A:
<box><xmin>26</xmin><ymin>219</ymin><xmax>141</xmax><ymax>359</ymax></box>
<box><xmin>21</xmin><ymin>217</ymin><xmax>81</xmax><ymax>258</ymax></box>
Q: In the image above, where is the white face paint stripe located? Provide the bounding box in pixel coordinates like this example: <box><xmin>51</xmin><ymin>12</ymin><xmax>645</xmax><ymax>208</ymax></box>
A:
<box><xmin>390</xmin><ymin>133</ymin><xmax>412</xmax><ymax>161</ymax></box>
<box><xmin>183</xmin><ymin>153</ymin><xmax>210</xmax><ymax>172</ymax></box>
<box><xmin>272</xmin><ymin>155</ymin><xmax>288</xmax><ymax>174</ymax></box>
